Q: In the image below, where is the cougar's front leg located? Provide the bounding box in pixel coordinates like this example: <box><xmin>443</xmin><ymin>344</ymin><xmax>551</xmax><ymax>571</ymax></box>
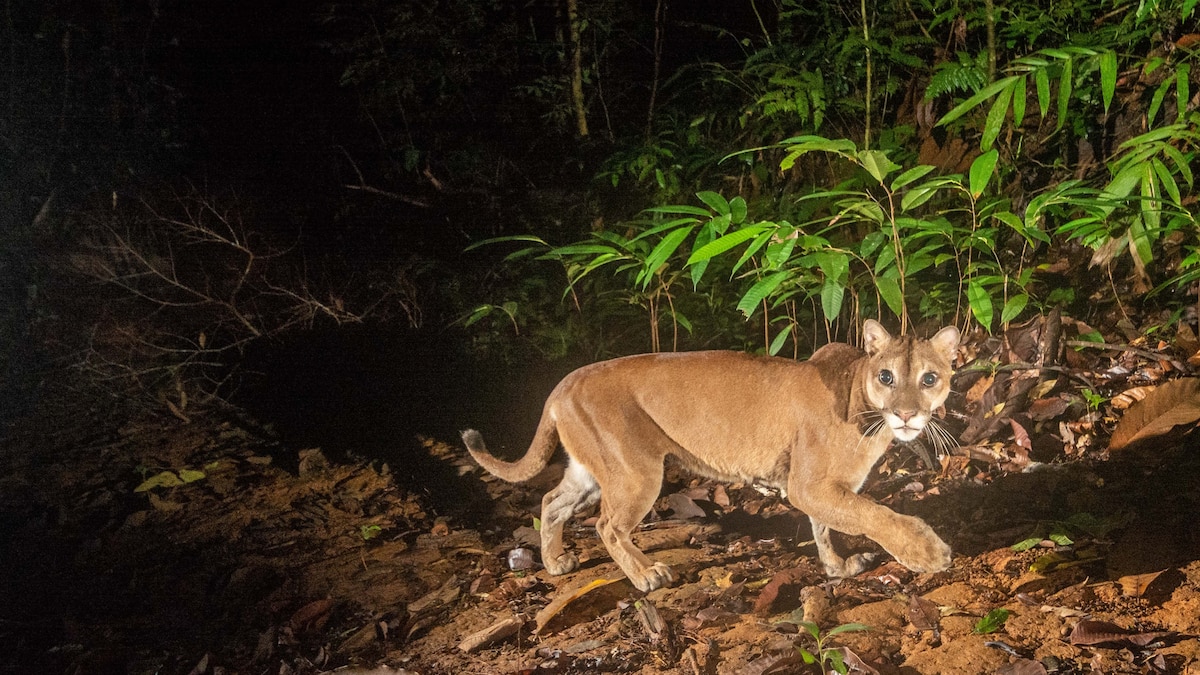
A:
<box><xmin>793</xmin><ymin>482</ymin><xmax>951</xmax><ymax>575</ymax></box>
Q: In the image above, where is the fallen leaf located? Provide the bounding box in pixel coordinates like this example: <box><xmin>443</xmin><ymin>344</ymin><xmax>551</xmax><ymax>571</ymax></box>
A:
<box><xmin>1117</xmin><ymin>570</ymin><xmax>1166</xmax><ymax>598</ymax></box>
<box><xmin>1110</xmin><ymin>377</ymin><xmax>1200</xmax><ymax>450</ymax></box>
<box><xmin>1069</xmin><ymin>620</ymin><xmax>1173</xmax><ymax>647</ymax></box>
<box><xmin>1028</xmin><ymin>395</ymin><xmax>1070</xmax><ymax>421</ymax></box>
<box><xmin>753</xmin><ymin>567</ymin><xmax>810</xmax><ymax>614</ymax></box>
<box><xmin>966</xmin><ymin>373</ymin><xmax>996</xmax><ymax>404</ymax></box>
<box><xmin>664</xmin><ymin>492</ymin><xmax>707</xmax><ymax>519</ymax></box>
<box><xmin>534</xmin><ymin>575</ymin><xmax>627</xmax><ymax>634</ymax></box>
<box><xmin>996</xmin><ymin>659</ymin><xmax>1048</xmax><ymax>675</ymax></box>
<box><xmin>289</xmin><ymin>598</ymin><xmax>335</xmax><ymax>634</ymax></box>
<box><xmin>134</xmin><ymin>470</ymin><xmax>184</xmax><ymax>492</ymax></box>
<box><xmin>1010</xmin><ymin>419</ymin><xmax>1032</xmax><ymax>450</ymax></box>
<box><xmin>1111</xmin><ymin>385</ymin><xmax>1155</xmax><ymax>410</ymax></box>
<box><xmin>906</xmin><ymin>594</ymin><xmax>940</xmax><ymax>633</ymax></box>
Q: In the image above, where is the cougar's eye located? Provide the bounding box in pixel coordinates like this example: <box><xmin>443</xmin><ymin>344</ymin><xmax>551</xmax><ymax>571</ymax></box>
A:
<box><xmin>921</xmin><ymin>372</ymin><xmax>939</xmax><ymax>387</ymax></box>
<box><xmin>878</xmin><ymin>369</ymin><xmax>894</xmax><ymax>386</ymax></box>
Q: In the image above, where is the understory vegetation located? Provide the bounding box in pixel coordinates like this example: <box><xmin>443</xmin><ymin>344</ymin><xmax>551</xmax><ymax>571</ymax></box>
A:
<box><xmin>2</xmin><ymin>0</ymin><xmax>1198</xmax><ymax>410</ymax></box>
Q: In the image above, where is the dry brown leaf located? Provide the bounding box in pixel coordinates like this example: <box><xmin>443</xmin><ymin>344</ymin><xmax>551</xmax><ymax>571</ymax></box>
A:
<box><xmin>906</xmin><ymin>594</ymin><xmax>940</xmax><ymax>632</ymax></box>
<box><xmin>1110</xmin><ymin>385</ymin><xmax>1155</xmax><ymax>410</ymax></box>
<box><xmin>1069</xmin><ymin>620</ymin><xmax>1172</xmax><ymax>647</ymax></box>
<box><xmin>288</xmin><ymin>598</ymin><xmax>335</xmax><ymax>634</ymax></box>
<box><xmin>533</xmin><ymin>575</ymin><xmax>627</xmax><ymax>634</ymax></box>
<box><xmin>1117</xmin><ymin>570</ymin><xmax>1166</xmax><ymax>598</ymax></box>
<box><xmin>966</xmin><ymin>373</ymin><xmax>995</xmax><ymax>404</ymax></box>
<box><xmin>996</xmin><ymin>659</ymin><xmax>1048</xmax><ymax>675</ymax></box>
<box><xmin>1009</xmin><ymin>419</ymin><xmax>1032</xmax><ymax>450</ymax></box>
<box><xmin>1109</xmin><ymin>377</ymin><xmax>1200</xmax><ymax>450</ymax></box>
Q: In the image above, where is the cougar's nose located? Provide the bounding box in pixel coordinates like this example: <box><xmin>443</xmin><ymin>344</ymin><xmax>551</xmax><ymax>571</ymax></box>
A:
<box><xmin>893</xmin><ymin>409</ymin><xmax>917</xmax><ymax>423</ymax></box>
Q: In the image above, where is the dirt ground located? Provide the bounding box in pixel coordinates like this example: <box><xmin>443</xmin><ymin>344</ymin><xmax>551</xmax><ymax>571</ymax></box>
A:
<box><xmin>2</xmin><ymin>317</ymin><xmax>1200</xmax><ymax>674</ymax></box>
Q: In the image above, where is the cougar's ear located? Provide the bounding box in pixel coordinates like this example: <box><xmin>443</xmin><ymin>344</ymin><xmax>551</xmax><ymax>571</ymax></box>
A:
<box><xmin>862</xmin><ymin>319</ymin><xmax>892</xmax><ymax>355</ymax></box>
<box><xmin>930</xmin><ymin>325</ymin><xmax>960</xmax><ymax>362</ymax></box>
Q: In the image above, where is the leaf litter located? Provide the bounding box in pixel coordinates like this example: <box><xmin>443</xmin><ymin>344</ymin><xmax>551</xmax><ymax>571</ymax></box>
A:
<box><xmin>3</xmin><ymin>312</ymin><xmax>1200</xmax><ymax>673</ymax></box>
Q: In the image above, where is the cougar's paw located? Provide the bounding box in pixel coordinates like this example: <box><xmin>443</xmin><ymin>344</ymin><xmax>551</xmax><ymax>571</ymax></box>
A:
<box><xmin>628</xmin><ymin>562</ymin><xmax>674</xmax><ymax>593</ymax></box>
<box><xmin>544</xmin><ymin>552</ymin><xmax>579</xmax><ymax>576</ymax></box>
<box><xmin>892</xmin><ymin>519</ymin><xmax>952</xmax><ymax>573</ymax></box>
<box><xmin>821</xmin><ymin>552</ymin><xmax>877</xmax><ymax>578</ymax></box>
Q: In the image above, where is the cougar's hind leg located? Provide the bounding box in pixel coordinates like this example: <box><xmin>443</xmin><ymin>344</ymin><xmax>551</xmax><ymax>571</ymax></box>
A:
<box><xmin>594</xmin><ymin>464</ymin><xmax>673</xmax><ymax>593</ymax></box>
<box><xmin>538</xmin><ymin>460</ymin><xmax>600</xmax><ymax>576</ymax></box>
<box><xmin>810</xmin><ymin>516</ymin><xmax>875</xmax><ymax>578</ymax></box>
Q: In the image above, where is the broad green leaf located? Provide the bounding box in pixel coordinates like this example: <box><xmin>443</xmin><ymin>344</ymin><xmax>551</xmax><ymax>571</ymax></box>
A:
<box><xmin>1152</xmin><ymin>157</ymin><xmax>1182</xmax><ymax>206</ymax></box>
<box><xmin>982</xmin><ymin>84</ymin><xmax>1013</xmax><ymax>151</ymax></box>
<box><xmin>686</xmin><ymin>225</ymin><xmax>770</xmax><ymax>264</ymax></box>
<box><xmin>1099</xmin><ymin>50</ymin><xmax>1117</xmax><ymax>112</ymax></box>
<box><xmin>820</xmin><ymin>278</ymin><xmax>846</xmax><ymax>322</ymax></box>
<box><xmin>937</xmin><ymin>75</ymin><xmax>1022</xmax><ymax>126</ymax></box>
<box><xmin>812</xmin><ymin>250</ymin><xmax>850</xmax><ymax>284</ymax></box>
<box><xmin>901</xmin><ymin>185</ymin><xmax>939</xmax><ymax>212</ymax></box>
<box><xmin>891</xmin><ymin>164</ymin><xmax>936</xmax><ymax>191</ymax></box>
<box><xmin>1011</xmin><ymin>75</ymin><xmax>1027</xmax><ymax>128</ymax></box>
<box><xmin>1129</xmin><ymin>218</ymin><xmax>1153</xmax><ymax>264</ymax></box>
<box><xmin>729</xmin><ymin>196</ymin><xmax>749</xmax><ymax>225</ymax></box>
<box><xmin>1056</xmin><ymin>57</ymin><xmax>1073</xmax><ymax>131</ymax></box>
<box><xmin>733</xmin><ymin>230</ymin><xmax>777</xmax><ymax>275</ymax></box>
<box><xmin>1001</xmin><ymin>293</ymin><xmax>1028</xmax><ymax>324</ymax></box>
<box><xmin>969</xmin><ymin>149</ymin><xmax>1000</xmax><ymax>198</ymax></box>
<box><xmin>638</xmin><ymin>226</ymin><xmax>695</xmax><ymax>288</ymax></box>
<box><xmin>689</xmin><ymin>223</ymin><xmax>716</xmax><ymax>288</ymax></box>
<box><xmin>1161</xmin><ymin>144</ymin><xmax>1194</xmax><ymax>186</ymax></box>
<box><xmin>858</xmin><ymin>150</ymin><xmax>900</xmax><ymax>184</ymax></box>
<box><xmin>967</xmin><ymin>280</ymin><xmax>995</xmax><ymax>330</ymax></box>
<box><xmin>1035</xmin><ymin>67</ymin><xmax>1051</xmax><ymax>119</ymax></box>
<box><xmin>859</xmin><ymin>230</ymin><xmax>887</xmax><ymax>258</ymax></box>
<box><xmin>696</xmin><ymin>191</ymin><xmax>730</xmax><ymax>216</ymax></box>
<box><xmin>1148</xmin><ymin>77</ymin><xmax>1172</xmax><ymax>126</ymax></box>
<box><xmin>629</xmin><ymin>217</ymin><xmax>701</xmax><ymax>243</ymax></box>
<box><xmin>875</xmin><ymin>275</ymin><xmax>904</xmax><ymax>317</ymax></box>
<box><xmin>737</xmin><ymin>271</ymin><xmax>791</xmax><ymax>317</ymax></box>
<box><xmin>974</xmin><ymin>608</ymin><xmax>1010</xmax><ymax>634</ymax></box>
<box><xmin>768</xmin><ymin>324</ymin><xmax>793</xmax><ymax>356</ymax></box>
<box><xmin>763</xmin><ymin>233</ymin><xmax>798</xmax><ymax>270</ymax></box>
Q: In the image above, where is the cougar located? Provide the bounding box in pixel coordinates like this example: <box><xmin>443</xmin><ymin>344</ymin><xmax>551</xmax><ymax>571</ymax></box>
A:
<box><xmin>464</xmin><ymin>320</ymin><xmax>959</xmax><ymax>592</ymax></box>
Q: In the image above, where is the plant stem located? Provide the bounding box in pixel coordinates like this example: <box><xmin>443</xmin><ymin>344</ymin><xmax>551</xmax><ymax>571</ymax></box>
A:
<box><xmin>861</xmin><ymin>0</ymin><xmax>872</xmax><ymax>150</ymax></box>
<box><xmin>567</xmin><ymin>0</ymin><xmax>589</xmax><ymax>137</ymax></box>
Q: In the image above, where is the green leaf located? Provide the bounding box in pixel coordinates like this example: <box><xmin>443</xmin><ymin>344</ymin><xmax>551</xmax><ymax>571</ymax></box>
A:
<box><xmin>1177</xmin><ymin>63</ymin><xmax>1191</xmax><ymax>122</ymax></box>
<box><xmin>686</xmin><ymin>225</ymin><xmax>770</xmax><ymax>264</ymax></box>
<box><xmin>1011</xmin><ymin>537</ymin><xmax>1042</xmax><ymax>552</ymax></box>
<box><xmin>737</xmin><ymin>271</ymin><xmax>791</xmax><ymax>317</ymax></box>
<box><xmin>1011</xmin><ymin>75</ymin><xmax>1027</xmax><ymax>128</ymax></box>
<box><xmin>1099</xmin><ymin>50</ymin><xmax>1117</xmax><ymax>112</ymax></box>
<box><xmin>1152</xmin><ymin>158</ymin><xmax>1182</xmax><ymax>206</ymax></box>
<box><xmin>638</xmin><ymin>226</ymin><xmax>695</xmax><ymax>288</ymax></box>
<box><xmin>729</xmin><ymin>196</ymin><xmax>749</xmax><ymax>224</ymax></box>
<box><xmin>464</xmin><ymin>234</ymin><xmax>549</xmax><ymax>252</ymax></box>
<box><xmin>891</xmin><ymin>164</ymin><xmax>936</xmax><ymax>191</ymax></box>
<box><xmin>938</xmin><ymin>75</ymin><xmax>1022</xmax><ymax>127</ymax></box>
<box><xmin>1001</xmin><ymin>293</ymin><xmax>1028</xmax><ymax>324</ymax></box>
<box><xmin>901</xmin><ymin>185</ymin><xmax>939</xmax><ymax>212</ymax></box>
<box><xmin>1035</xmin><ymin>67</ymin><xmax>1051</xmax><ymax>119</ymax></box>
<box><xmin>981</xmin><ymin>84</ymin><xmax>1013</xmax><ymax>151</ymax></box>
<box><xmin>134</xmin><ymin>471</ymin><xmax>184</xmax><ymax>492</ymax></box>
<box><xmin>826</xmin><ymin>622</ymin><xmax>871</xmax><ymax>636</ymax></box>
<box><xmin>1148</xmin><ymin>77</ymin><xmax>1172</xmax><ymax>126</ymax></box>
<box><xmin>178</xmin><ymin>468</ymin><xmax>206</xmax><ymax>483</ymax></box>
<box><xmin>1056</xmin><ymin>57</ymin><xmax>1073</xmax><ymax>132</ymax></box>
<box><xmin>973</xmin><ymin>608</ymin><xmax>1010</xmax><ymax>634</ymax></box>
<box><xmin>768</xmin><ymin>324</ymin><xmax>794</xmax><ymax>356</ymax></box>
<box><xmin>969</xmin><ymin>149</ymin><xmax>1000</xmax><ymax>198</ymax></box>
<box><xmin>967</xmin><ymin>280</ymin><xmax>994</xmax><ymax>330</ymax></box>
<box><xmin>645</xmin><ymin>204</ymin><xmax>715</xmax><ymax>218</ymax></box>
<box><xmin>820</xmin><ymin>278</ymin><xmax>845</xmax><ymax>322</ymax></box>
<box><xmin>696</xmin><ymin>191</ymin><xmax>730</xmax><ymax>216</ymax></box>
<box><xmin>876</xmin><ymin>276</ymin><xmax>904</xmax><ymax>318</ymax></box>
<box><xmin>857</xmin><ymin>150</ymin><xmax>900</xmax><ymax>184</ymax></box>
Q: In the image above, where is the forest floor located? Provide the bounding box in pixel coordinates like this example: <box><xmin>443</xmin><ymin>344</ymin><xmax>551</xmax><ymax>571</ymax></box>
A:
<box><xmin>2</xmin><ymin>315</ymin><xmax>1200</xmax><ymax>675</ymax></box>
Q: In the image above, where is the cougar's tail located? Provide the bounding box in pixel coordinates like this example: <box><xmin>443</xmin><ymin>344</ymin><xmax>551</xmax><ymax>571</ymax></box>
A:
<box><xmin>462</xmin><ymin>414</ymin><xmax>560</xmax><ymax>483</ymax></box>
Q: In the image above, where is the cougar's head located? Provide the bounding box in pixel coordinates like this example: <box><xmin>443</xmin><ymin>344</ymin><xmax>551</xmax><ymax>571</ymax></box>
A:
<box><xmin>861</xmin><ymin>320</ymin><xmax>959</xmax><ymax>443</ymax></box>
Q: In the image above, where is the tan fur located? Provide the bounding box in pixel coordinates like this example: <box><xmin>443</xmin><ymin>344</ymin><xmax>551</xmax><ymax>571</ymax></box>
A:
<box><xmin>463</xmin><ymin>320</ymin><xmax>959</xmax><ymax>592</ymax></box>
